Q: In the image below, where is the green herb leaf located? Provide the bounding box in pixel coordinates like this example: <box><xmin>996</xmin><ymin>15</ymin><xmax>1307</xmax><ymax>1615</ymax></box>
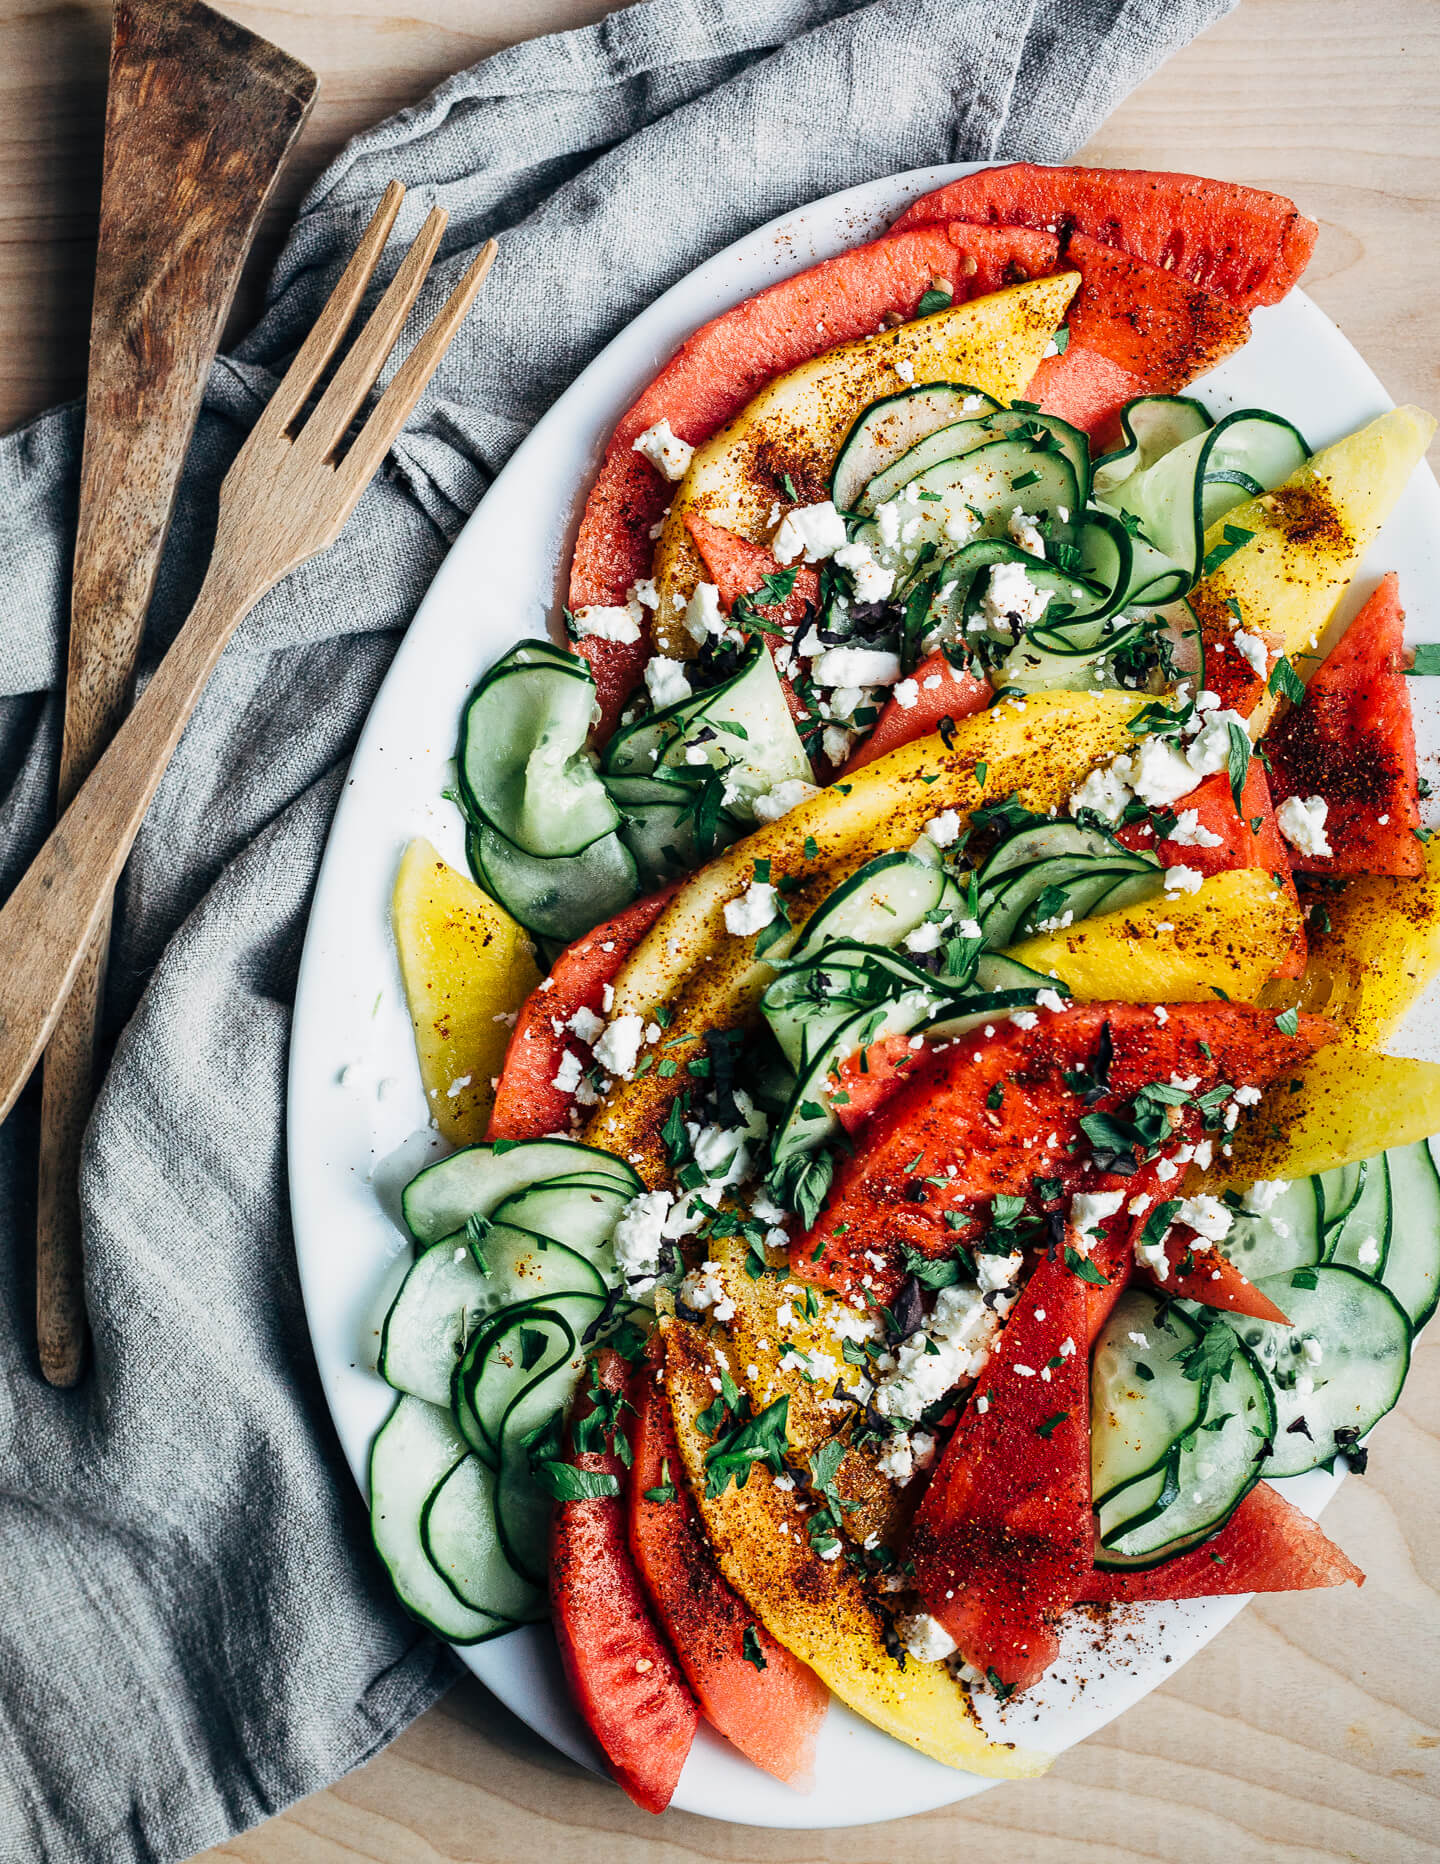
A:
<box><xmin>915</xmin><ymin>286</ymin><xmax>953</xmax><ymax>317</ymax></box>
<box><xmin>741</xmin><ymin>1623</ymin><xmax>769</xmax><ymax>1670</ymax></box>
<box><xmin>1407</xmin><ymin>644</ymin><xmax>1440</xmax><ymax>676</ymax></box>
<box><xmin>1268</xmin><ymin>653</ymin><xmax>1306</xmax><ymax>704</ymax></box>
<box><xmin>1202</xmin><ymin>522</ymin><xmax>1253</xmax><ymax>578</ymax></box>
<box><xmin>533</xmin><ymin>1461</ymin><xmax>621</xmax><ymax>1502</ymax></box>
<box><xmin>1036</xmin><ymin>1411</ymin><xmax>1069</xmax><ymax>1439</ymax></box>
<box><xmin>1274</xmin><ymin>1006</ymin><xmax>1300</xmax><ymax>1036</ymax></box>
<box><xmin>1227</xmin><ymin>719</ymin><xmax>1250</xmax><ymax>816</ymax></box>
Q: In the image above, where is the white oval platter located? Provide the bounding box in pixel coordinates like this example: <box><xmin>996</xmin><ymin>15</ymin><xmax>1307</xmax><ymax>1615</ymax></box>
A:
<box><xmin>288</xmin><ymin>163</ymin><xmax>1440</xmax><ymax>1828</ymax></box>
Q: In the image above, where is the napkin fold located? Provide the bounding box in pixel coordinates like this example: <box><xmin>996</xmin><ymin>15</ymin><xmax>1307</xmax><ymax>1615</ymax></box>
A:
<box><xmin>0</xmin><ymin>0</ymin><xmax>1234</xmax><ymax>1855</ymax></box>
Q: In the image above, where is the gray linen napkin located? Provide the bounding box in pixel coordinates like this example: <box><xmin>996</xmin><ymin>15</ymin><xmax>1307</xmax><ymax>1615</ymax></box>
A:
<box><xmin>0</xmin><ymin>0</ymin><xmax>1235</xmax><ymax>1856</ymax></box>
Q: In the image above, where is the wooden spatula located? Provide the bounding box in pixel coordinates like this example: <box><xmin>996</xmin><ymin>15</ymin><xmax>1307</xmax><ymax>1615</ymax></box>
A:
<box><xmin>36</xmin><ymin>0</ymin><xmax>316</xmax><ymax>1387</ymax></box>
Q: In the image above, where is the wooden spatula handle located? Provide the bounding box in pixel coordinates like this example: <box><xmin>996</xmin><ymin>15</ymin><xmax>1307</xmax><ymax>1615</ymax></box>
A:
<box><xmin>0</xmin><ymin>556</ymin><xmax>253</xmax><ymax>1126</ymax></box>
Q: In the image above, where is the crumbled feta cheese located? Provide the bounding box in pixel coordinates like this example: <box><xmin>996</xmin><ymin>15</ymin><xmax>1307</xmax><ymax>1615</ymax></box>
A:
<box><xmin>644</xmin><ymin>655</ymin><xmax>692</xmax><ymax>709</ymax></box>
<box><xmin>894</xmin><ymin>357</ymin><xmax>916</xmax><ymax>383</ymax></box>
<box><xmin>1007</xmin><ymin>505</ymin><xmax>1046</xmax><ymax>558</ymax></box>
<box><xmin>833</xmin><ymin>537</ymin><xmax>895</xmax><ymax>603</ymax></box>
<box><xmin>632</xmin><ymin>418</ymin><xmax>693</xmax><ymax>481</ymax></box>
<box><xmin>1069</xmin><ymin>1189</ymin><xmax>1125</xmax><ymax>1250</ymax></box>
<box><xmin>897</xmin><ymin>1611</ymin><xmax>957</xmax><ymax>1664</ymax></box>
<box><xmin>1070</xmin><ymin>764</ymin><xmax>1133</xmax><ymax>824</ymax></box>
<box><xmin>1010</xmin><ymin>1010</ymin><xmax>1038</xmax><ymax>1030</ymax></box>
<box><xmin>1169</xmin><ymin>808</ymin><xmax>1225</xmax><ymax>849</ymax></box>
<box><xmin>568</xmin><ymin>1005</ymin><xmax>605</xmax><ymax>1046</ymax></box>
<box><xmin>723</xmin><ymin>881</ymin><xmax>778</xmax><ymax>937</ymax></box>
<box><xmin>903</xmin><ymin>918</ymin><xmax>948</xmax><ymax>955</ymax></box>
<box><xmin>773</xmin><ymin>500</ymin><xmax>848</xmax><ymax>564</ymax></box>
<box><xmin>1241</xmin><ymin>1178</ymin><xmax>1288</xmax><ymax>1215</ymax></box>
<box><xmin>571</xmin><ymin>602</ymin><xmax>641</xmax><ymax>644</ymax></box>
<box><xmin>612</xmin><ymin>1189</ymin><xmax>680</xmax><ymax>1291</ymax></box>
<box><xmin>811</xmin><ymin>645</ymin><xmax>902</xmax><ymax>688</ymax></box>
<box><xmin>821</xmin><ymin>723</ymin><xmax>854</xmax><ymax>766</ymax></box>
<box><xmin>892</xmin><ymin>677</ymin><xmax>920</xmax><ymax>710</ymax></box>
<box><xmin>1036</xmin><ymin>988</ymin><xmax>1069</xmax><ymax>1014</ymax></box>
<box><xmin>1231</xmin><ymin>630</ymin><xmax>1270</xmax><ymax>679</ymax></box>
<box><xmin>975</xmin><ymin>1250</ymin><xmax>1023</xmax><ymax>1296</ymax></box>
<box><xmin>629</xmin><ymin>577</ymin><xmax>659</xmax><ymax>610</ymax></box>
<box><xmin>1117</xmin><ymin>734</ymin><xmax>1203</xmax><ymax>809</ymax></box>
<box><xmin>751</xmin><ymin>778</ymin><xmax>821</xmax><ymax>823</ymax></box>
<box><xmin>682</xmin><ymin>580</ymin><xmax>727</xmax><ymax>644</ymax></box>
<box><xmin>1164</xmin><ymin>864</ymin><xmax>1205</xmax><ymax>896</ymax></box>
<box><xmin>551</xmin><ymin>1050</ymin><xmax>584</xmax><ymax>1095</ymax></box>
<box><xmin>875</xmin><ymin>499</ymin><xmax>903</xmax><ymax>550</ymax></box>
<box><xmin>1185</xmin><ymin>708</ymin><xmax>1251</xmax><ymax>779</ymax></box>
<box><xmin>1276</xmin><ymin>793</ymin><xmax>1333</xmax><ymax>859</ymax></box>
<box><xmin>1155</xmin><ymin>1156</ymin><xmax>1179</xmax><ymax>1182</ymax></box>
<box><xmin>1176</xmin><ymin>1193</ymin><xmax>1233</xmax><ymax>1244</ymax></box>
<box><xmin>982</xmin><ymin>559</ymin><xmax>1051</xmax><ymax>629</ymax></box>
<box><xmin>1356</xmin><ymin>1236</ymin><xmax>1381</xmax><ymax>1267</ymax></box>
<box><xmin>679</xmin><ymin>1259</ymin><xmax>736</xmax><ymax>1324</ymax></box>
<box><xmin>592</xmin><ymin>1013</ymin><xmax>646</xmax><ymax>1078</ymax></box>
<box><xmin>924</xmin><ymin>809</ymin><xmax>962</xmax><ymax>848</ymax></box>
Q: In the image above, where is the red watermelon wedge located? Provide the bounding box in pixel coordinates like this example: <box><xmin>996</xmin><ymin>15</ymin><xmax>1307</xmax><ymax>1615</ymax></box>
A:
<box><xmin>1078</xmin><ymin>1481</ymin><xmax>1364</xmax><ymax>1602</ymax></box>
<box><xmin>891</xmin><ymin>164</ymin><xmax>1318</xmax><ymax>311</ymax></box>
<box><xmin>1262</xmin><ymin>572</ymin><xmax>1424</xmax><ymax>877</ymax></box>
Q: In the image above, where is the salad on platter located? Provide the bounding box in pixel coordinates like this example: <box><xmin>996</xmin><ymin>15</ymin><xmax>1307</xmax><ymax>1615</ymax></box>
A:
<box><xmin>367</xmin><ymin>164</ymin><xmax>1440</xmax><ymax>1810</ymax></box>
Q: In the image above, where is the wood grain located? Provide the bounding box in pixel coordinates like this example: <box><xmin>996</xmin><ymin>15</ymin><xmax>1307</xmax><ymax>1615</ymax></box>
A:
<box><xmin>0</xmin><ymin>0</ymin><xmax>1434</xmax><ymax>1854</ymax></box>
<box><xmin>36</xmin><ymin>0</ymin><xmax>316</xmax><ymax>1388</ymax></box>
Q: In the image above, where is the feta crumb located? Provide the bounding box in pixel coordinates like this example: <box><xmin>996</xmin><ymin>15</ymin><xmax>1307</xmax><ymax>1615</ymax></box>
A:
<box><xmin>752</xmin><ymin>778</ymin><xmax>821</xmax><ymax>823</ymax></box>
<box><xmin>1007</xmin><ymin>506</ymin><xmax>1046</xmax><ymax>558</ymax></box>
<box><xmin>1231</xmin><ymin>629</ymin><xmax>1270</xmax><ymax>679</ymax></box>
<box><xmin>982</xmin><ymin>559</ymin><xmax>1051</xmax><ymax>629</ymax></box>
<box><xmin>1169</xmin><ymin>808</ymin><xmax>1225</xmax><ymax>849</ymax></box>
<box><xmin>1117</xmin><ymin>734</ymin><xmax>1203</xmax><ymax>809</ymax></box>
<box><xmin>1164</xmin><ymin>864</ymin><xmax>1205</xmax><ymax>896</ymax></box>
<box><xmin>773</xmin><ymin>500</ymin><xmax>848</xmax><ymax>565</ymax></box>
<box><xmin>892</xmin><ymin>677</ymin><xmax>920</xmax><ymax>710</ymax></box>
<box><xmin>1070</xmin><ymin>764</ymin><xmax>1133</xmax><ymax>824</ymax></box>
<box><xmin>1241</xmin><ymin>1178</ymin><xmax>1288</xmax><ymax>1214</ymax></box>
<box><xmin>811</xmin><ymin>645</ymin><xmax>902</xmax><ymax>688</ymax></box>
<box><xmin>924</xmin><ymin>809</ymin><xmax>962</xmax><ymax>849</ymax></box>
<box><xmin>1176</xmin><ymin>1193</ymin><xmax>1233</xmax><ymax>1244</ymax></box>
<box><xmin>632</xmin><ymin>417</ymin><xmax>693</xmax><ymax>481</ymax></box>
<box><xmin>833</xmin><ymin>537</ymin><xmax>895</xmax><ymax>603</ymax></box>
<box><xmin>1276</xmin><ymin>793</ymin><xmax>1333</xmax><ymax>859</ymax></box>
<box><xmin>567</xmin><ymin>1006</ymin><xmax>605</xmax><ymax>1046</ymax></box>
<box><xmin>1069</xmin><ymin>1189</ymin><xmax>1125</xmax><ymax>1251</ymax></box>
<box><xmin>682</xmin><ymin>580</ymin><xmax>727</xmax><ymax>644</ymax></box>
<box><xmin>571</xmin><ymin>602</ymin><xmax>641</xmax><ymax>644</ymax></box>
<box><xmin>1357</xmin><ymin>1236</ymin><xmax>1381</xmax><ymax>1267</ymax></box>
<box><xmin>592</xmin><ymin>1013</ymin><xmax>646</xmax><ymax>1078</ymax></box>
<box><xmin>723</xmin><ymin>881</ymin><xmax>778</xmax><ymax>937</ymax></box>
<box><xmin>551</xmin><ymin>1050</ymin><xmax>583</xmax><ymax>1095</ymax></box>
<box><xmin>1036</xmin><ymin>988</ymin><xmax>1069</xmax><ymax>1015</ymax></box>
<box><xmin>897</xmin><ymin>1611</ymin><xmax>957</xmax><ymax>1664</ymax></box>
<box><xmin>644</xmin><ymin>655</ymin><xmax>692</xmax><ymax>709</ymax></box>
<box><xmin>894</xmin><ymin>357</ymin><xmax>916</xmax><ymax>383</ymax></box>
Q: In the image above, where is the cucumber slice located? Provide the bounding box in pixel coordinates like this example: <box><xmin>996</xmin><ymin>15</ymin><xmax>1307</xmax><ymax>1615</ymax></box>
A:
<box><xmin>771</xmin><ymin>989</ymin><xmax>945</xmax><ymax>1165</ymax></box>
<box><xmin>471</xmin><ymin>1221</ymin><xmax>608</xmax><ymax>1306</ymax></box>
<box><xmin>492</xmin><ymin>1180</ymin><xmax>629</xmax><ymax>1261</ymax></box>
<box><xmin>1221</xmin><ymin>1178</ymin><xmax>1322</xmax><ymax>1280</ymax></box>
<box><xmin>831</xmin><ymin>383</ymin><xmax>1001</xmax><ymax>512</ymax></box>
<box><xmin>763</xmin><ymin>939</ymin><xmax>973</xmax><ymax>1070</ymax></box>
<box><xmin>979</xmin><ymin>820</ymin><xmax>1140</xmax><ymax>887</ymax></box>
<box><xmin>467</xmin><ymin>820</ymin><xmax>637</xmax><ymax>945</ymax></box>
<box><xmin>789</xmin><ymin>851</ymin><xmax>949</xmax><ymax>962</ymax></box>
<box><xmin>617</xmin><ymin>795</ymin><xmax>743</xmax><ymax>883</ymax></box>
<box><xmin>1231</xmin><ymin>1265</ymin><xmax>1412</xmax><ymax>1477</ymax></box>
<box><xmin>369</xmin><ymin>1396</ymin><xmax>509</xmax><ymax>1642</ymax></box>
<box><xmin>917</xmin><ymin>988</ymin><xmax>1057</xmax><ymax>1040</ymax></box>
<box><xmin>602</xmin><ymin>643</ymin><xmax>809</xmax><ymax>812</ymax></box>
<box><xmin>1327</xmin><ymin>1153</ymin><xmax>1390</xmax><ymax>1274</ymax></box>
<box><xmin>380</xmin><ymin>1239</ymin><xmax>490</xmax><ymax>1405</ymax></box>
<box><xmin>979</xmin><ymin>853</ymin><xmax>1158</xmax><ymax>947</ymax></box>
<box><xmin>403</xmin><ymin>1141</ymin><xmax>640</xmax><ymax>1245</ymax></box>
<box><xmin>459</xmin><ymin>658</ymin><xmax>619</xmax><ymax>858</ymax></box>
<box><xmin>973</xmin><ymin>952</ymin><xmax>1055</xmax><ymax>992</ymax></box>
<box><xmin>1101</xmin><ymin>410</ymin><xmax>1308</xmax><ymax>590</ymax></box>
<box><xmin>1096</xmin><ymin>1336</ymin><xmax>1272</xmax><ymax>1566</ymax></box>
<box><xmin>1318</xmin><ymin>1161</ymin><xmax>1365</xmax><ymax>1240</ymax></box>
<box><xmin>1091</xmin><ymin>1291</ymin><xmax>1206</xmax><ymax>1507</ymax></box>
<box><xmin>856</xmin><ymin>406</ymin><xmax>1091</xmax><ymax>517</ymax></box>
<box><xmin>1379</xmin><ymin>1139</ymin><xmax>1440</xmax><ymax>1327</ymax></box>
<box><xmin>458</xmin><ymin>1294</ymin><xmax>606</xmax><ymax>1456</ymax></box>
<box><xmin>1092</xmin><ymin>396</ymin><xmax>1213</xmax><ymax>502</ymax></box>
<box><xmin>852</xmin><ymin>440</ymin><xmax>1080</xmax><ymax>576</ymax></box>
<box><xmin>420</xmin><ymin>1455</ymin><xmax>547</xmax><ymax>1622</ymax></box>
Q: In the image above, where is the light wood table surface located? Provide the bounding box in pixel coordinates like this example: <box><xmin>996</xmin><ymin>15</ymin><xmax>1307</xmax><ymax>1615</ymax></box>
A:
<box><xmin>3</xmin><ymin>0</ymin><xmax>1438</xmax><ymax>1859</ymax></box>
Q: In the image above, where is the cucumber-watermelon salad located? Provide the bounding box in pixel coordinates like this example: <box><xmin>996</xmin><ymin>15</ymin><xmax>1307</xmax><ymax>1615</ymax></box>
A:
<box><xmin>371</xmin><ymin>165</ymin><xmax>1440</xmax><ymax>1811</ymax></box>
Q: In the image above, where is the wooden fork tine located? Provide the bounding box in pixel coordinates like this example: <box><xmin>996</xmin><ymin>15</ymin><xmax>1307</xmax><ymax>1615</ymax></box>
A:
<box><xmin>337</xmin><ymin>240</ymin><xmax>499</xmax><ymax>497</ymax></box>
<box><xmin>247</xmin><ymin>180</ymin><xmax>406</xmax><ymax>446</ymax></box>
<box><xmin>291</xmin><ymin>205</ymin><xmax>449</xmax><ymax>465</ymax></box>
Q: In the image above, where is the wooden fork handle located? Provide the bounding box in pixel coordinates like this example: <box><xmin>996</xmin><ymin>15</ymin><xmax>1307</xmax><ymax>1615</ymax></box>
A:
<box><xmin>0</xmin><ymin>556</ymin><xmax>256</xmax><ymax>1126</ymax></box>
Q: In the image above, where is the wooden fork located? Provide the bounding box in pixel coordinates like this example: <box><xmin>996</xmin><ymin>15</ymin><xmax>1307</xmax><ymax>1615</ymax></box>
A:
<box><xmin>0</xmin><ymin>183</ymin><xmax>496</xmax><ymax>1128</ymax></box>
